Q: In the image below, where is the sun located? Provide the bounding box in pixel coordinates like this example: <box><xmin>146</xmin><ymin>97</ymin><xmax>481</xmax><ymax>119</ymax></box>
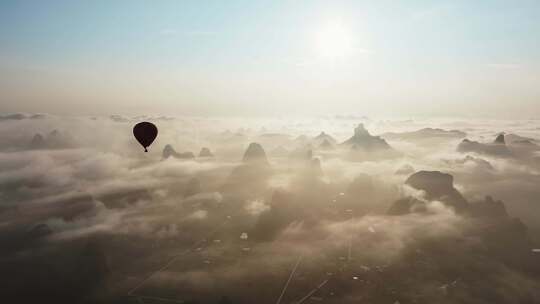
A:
<box><xmin>315</xmin><ymin>21</ymin><xmax>354</xmax><ymax>60</ymax></box>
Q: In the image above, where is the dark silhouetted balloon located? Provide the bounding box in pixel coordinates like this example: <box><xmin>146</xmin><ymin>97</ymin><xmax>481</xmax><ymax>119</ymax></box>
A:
<box><xmin>133</xmin><ymin>122</ymin><xmax>158</xmax><ymax>152</ymax></box>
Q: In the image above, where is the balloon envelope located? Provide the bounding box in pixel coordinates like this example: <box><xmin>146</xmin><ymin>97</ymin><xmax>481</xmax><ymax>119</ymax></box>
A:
<box><xmin>133</xmin><ymin>122</ymin><xmax>158</xmax><ymax>152</ymax></box>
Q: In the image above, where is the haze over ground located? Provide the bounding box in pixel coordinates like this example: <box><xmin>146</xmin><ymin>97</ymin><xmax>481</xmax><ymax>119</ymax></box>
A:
<box><xmin>2</xmin><ymin>115</ymin><xmax>540</xmax><ymax>303</ymax></box>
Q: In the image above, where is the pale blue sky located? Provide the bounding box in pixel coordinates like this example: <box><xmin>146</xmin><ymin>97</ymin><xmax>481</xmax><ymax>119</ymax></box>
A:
<box><xmin>1</xmin><ymin>0</ymin><xmax>539</xmax><ymax>117</ymax></box>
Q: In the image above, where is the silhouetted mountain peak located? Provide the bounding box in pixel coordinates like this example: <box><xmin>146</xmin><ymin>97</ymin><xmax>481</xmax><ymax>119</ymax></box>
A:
<box><xmin>314</xmin><ymin>131</ymin><xmax>336</xmax><ymax>144</ymax></box>
<box><xmin>242</xmin><ymin>143</ymin><xmax>268</xmax><ymax>164</ymax></box>
<box><xmin>163</xmin><ymin>144</ymin><xmax>195</xmax><ymax>159</ymax></box>
<box><xmin>389</xmin><ymin>171</ymin><xmax>468</xmax><ymax>215</ymax></box>
<box><xmin>163</xmin><ymin>144</ymin><xmax>176</xmax><ymax>159</ymax></box>
<box><xmin>28</xmin><ymin>130</ymin><xmax>77</xmax><ymax>149</ymax></box>
<box><xmin>341</xmin><ymin>124</ymin><xmax>392</xmax><ymax>151</ymax></box>
<box><xmin>494</xmin><ymin>133</ymin><xmax>506</xmax><ymax>144</ymax></box>
<box><xmin>352</xmin><ymin>123</ymin><xmax>370</xmax><ymax>137</ymax></box>
<box><xmin>457</xmin><ymin>137</ymin><xmax>512</xmax><ymax>157</ymax></box>
<box><xmin>406</xmin><ymin>171</ymin><xmax>454</xmax><ymax>196</ymax></box>
<box><xmin>199</xmin><ymin>147</ymin><xmax>214</xmax><ymax>157</ymax></box>
<box><xmin>400</xmin><ymin>170</ymin><xmax>469</xmax><ymax>212</ymax></box>
<box><xmin>29</xmin><ymin>133</ymin><xmax>45</xmax><ymax>149</ymax></box>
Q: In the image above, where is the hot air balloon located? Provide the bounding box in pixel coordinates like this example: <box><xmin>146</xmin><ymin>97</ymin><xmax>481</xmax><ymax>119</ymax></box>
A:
<box><xmin>133</xmin><ymin>122</ymin><xmax>158</xmax><ymax>152</ymax></box>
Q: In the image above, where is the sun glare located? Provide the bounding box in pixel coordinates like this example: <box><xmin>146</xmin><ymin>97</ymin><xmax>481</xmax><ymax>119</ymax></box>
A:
<box><xmin>315</xmin><ymin>21</ymin><xmax>354</xmax><ymax>60</ymax></box>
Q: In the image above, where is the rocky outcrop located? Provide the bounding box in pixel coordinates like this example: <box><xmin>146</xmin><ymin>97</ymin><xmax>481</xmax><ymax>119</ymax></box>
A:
<box><xmin>388</xmin><ymin>171</ymin><xmax>468</xmax><ymax>215</ymax></box>
<box><xmin>406</xmin><ymin>171</ymin><xmax>468</xmax><ymax>210</ymax></box>
<box><xmin>162</xmin><ymin>144</ymin><xmax>176</xmax><ymax>158</ymax></box>
<box><xmin>222</xmin><ymin>143</ymin><xmax>271</xmax><ymax>197</ymax></box>
<box><xmin>494</xmin><ymin>133</ymin><xmax>505</xmax><ymax>144</ymax></box>
<box><xmin>29</xmin><ymin>134</ymin><xmax>45</xmax><ymax>149</ymax></box>
<box><xmin>28</xmin><ymin>130</ymin><xmax>77</xmax><ymax>150</ymax></box>
<box><xmin>163</xmin><ymin>144</ymin><xmax>195</xmax><ymax>159</ymax></box>
<box><xmin>387</xmin><ymin>171</ymin><xmax>516</xmax><ymax>220</ymax></box>
<box><xmin>242</xmin><ymin>143</ymin><xmax>268</xmax><ymax>164</ymax></box>
<box><xmin>341</xmin><ymin>124</ymin><xmax>393</xmax><ymax>151</ymax></box>
<box><xmin>457</xmin><ymin>134</ymin><xmax>512</xmax><ymax>157</ymax></box>
<box><xmin>198</xmin><ymin>147</ymin><xmax>214</xmax><ymax>157</ymax></box>
<box><xmin>313</xmin><ymin>132</ymin><xmax>337</xmax><ymax>145</ymax></box>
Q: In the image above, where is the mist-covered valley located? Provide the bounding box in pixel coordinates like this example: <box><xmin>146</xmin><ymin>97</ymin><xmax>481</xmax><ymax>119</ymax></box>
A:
<box><xmin>2</xmin><ymin>113</ymin><xmax>540</xmax><ymax>304</ymax></box>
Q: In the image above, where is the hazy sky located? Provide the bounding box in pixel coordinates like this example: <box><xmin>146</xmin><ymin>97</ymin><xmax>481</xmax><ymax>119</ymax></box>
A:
<box><xmin>1</xmin><ymin>0</ymin><xmax>539</xmax><ymax>117</ymax></box>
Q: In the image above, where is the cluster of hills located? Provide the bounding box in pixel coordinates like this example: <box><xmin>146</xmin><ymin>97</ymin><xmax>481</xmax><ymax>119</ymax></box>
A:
<box><xmin>2</xmin><ymin>117</ymin><xmax>540</xmax><ymax>303</ymax></box>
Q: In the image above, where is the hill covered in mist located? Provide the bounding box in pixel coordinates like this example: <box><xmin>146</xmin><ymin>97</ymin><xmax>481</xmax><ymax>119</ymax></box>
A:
<box><xmin>1</xmin><ymin>114</ymin><xmax>540</xmax><ymax>303</ymax></box>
